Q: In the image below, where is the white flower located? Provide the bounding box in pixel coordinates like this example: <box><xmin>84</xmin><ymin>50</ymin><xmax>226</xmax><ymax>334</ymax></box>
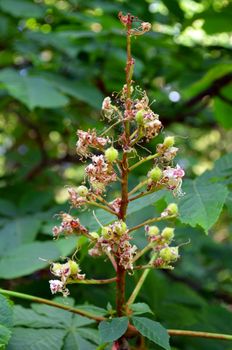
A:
<box><xmin>163</xmin><ymin>164</ymin><xmax>185</xmax><ymax>196</ymax></box>
<box><xmin>49</xmin><ymin>280</ymin><xmax>64</xmax><ymax>294</ymax></box>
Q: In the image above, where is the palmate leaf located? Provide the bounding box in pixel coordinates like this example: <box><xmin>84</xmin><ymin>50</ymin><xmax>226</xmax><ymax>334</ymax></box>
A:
<box><xmin>0</xmin><ymin>238</ymin><xmax>77</xmax><ymax>279</ymax></box>
<box><xmin>0</xmin><ymin>294</ymin><xmax>13</xmax><ymax>348</ymax></box>
<box><xmin>132</xmin><ymin>316</ymin><xmax>170</xmax><ymax>350</ymax></box>
<box><xmin>7</xmin><ymin>328</ymin><xmax>66</xmax><ymax>350</ymax></box>
<box><xmin>0</xmin><ymin>0</ymin><xmax>45</xmax><ymax>18</ymax></box>
<box><xmin>0</xmin><ymin>69</ymin><xmax>69</xmax><ymax>110</ymax></box>
<box><xmin>98</xmin><ymin>317</ymin><xmax>129</xmax><ymax>343</ymax></box>
<box><xmin>7</xmin><ymin>299</ymin><xmax>99</xmax><ymax>350</ymax></box>
<box><xmin>130</xmin><ymin>303</ymin><xmax>153</xmax><ymax>316</ymax></box>
<box><xmin>179</xmin><ymin>178</ymin><xmax>228</xmax><ymax>233</ymax></box>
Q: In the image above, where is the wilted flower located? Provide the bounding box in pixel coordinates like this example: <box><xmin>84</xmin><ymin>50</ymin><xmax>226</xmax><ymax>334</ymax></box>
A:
<box><xmin>163</xmin><ymin>147</ymin><xmax>179</xmax><ymax>161</ymax></box>
<box><xmin>52</xmin><ymin>213</ymin><xmax>88</xmax><ymax>238</ymax></box>
<box><xmin>110</xmin><ymin>198</ymin><xmax>122</xmax><ymax>214</ymax></box>
<box><xmin>68</xmin><ymin>187</ymin><xmax>87</xmax><ymax>208</ymax></box>
<box><xmin>76</xmin><ymin>129</ymin><xmax>109</xmax><ymax>157</ymax></box>
<box><xmin>85</xmin><ymin>155</ymin><xmax>117</xmax><ymax>193</ymax></box>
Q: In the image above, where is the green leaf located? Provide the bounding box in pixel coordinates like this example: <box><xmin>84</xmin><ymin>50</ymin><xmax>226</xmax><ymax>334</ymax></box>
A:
<box><xmin>184</xmin><ymin>64</ymin><xmax>232</xmax><ymax>99</ymax></box>
<box><xmin>0</xmin><ymin>199</ymin><xmax>17</xmax><ymax>217</ymax></box>
<box><xmin>127</xmin><ymin>191</ymin><xmax>166</xmax><ymax>216</ymax></box>
<box><xmin>161</xmin><ymin>0</ymin><xmax>184</xmax><ymax>20</ymax></box>
<box><xmin>0</xmin><ymin>69</ymin><xmax>69</xmax><ymax>110</ymax></box>
<box><xmin>11</xmin><ymin>302</ymin><xmax>98</xmax><ymax>349</ymax></box>
<box><xmin>214</xmin><ymin>85</ymin><xmax>232</xmax><ymax>129</ymax></box>
<box><xmin>0</xmin><ymin>325</ymin><xmax>11</xmax><ymax>348</ymax></box>
<box><xmin>63</xmin><ymin>332</ymin><xmax>96</xmax><ymax>350</ymax></box>
<box><xmin>98</xmin><ymin>317</ymin><xmax>128</xmax><ymax>343</ymax></box>
<box><xmin>202</xmin><ymin>6</ymin><xmax>232</xmax><ymax>34</ymax></box>
<box><xmin>130</xmin><ymin>303</ymin><xmax>153</xmax><ymax>315</ymax></box>
<box><xmin>0</xmin><ymin>216</ymin><xmax>41</xmax><ymax>255</ymax></box>
<box><xmin>75</xmin><ymin>305</ymin><xmax>107</xmax><ymax>317</ymax></box>
<box><xmin>201</xmin><ymin>153</ymin><xmax>232</xmax><ymax>183</ymax></box>
<box><xmin>49</xmin><ymin>76</ymin><xmax>104</xmax><ymax>109</ymax></box>
<box><xmin>179</xmin><ymin>178</ymin><xmax>228</xmax><ymax>232</ymax></box>
<box><xmin>7</xmin><ymin>328</ymin><xmax>66</xmax><ymax>350</ymax></box>
<box><xmin>0</xmin><ymin>241</ymin><xmax>59</xmax><ymax>279</ymax></box>
<box><xmin>0</xmin><ymin>236</ymin><xmax>77</xmax><ymax>279</ymax></box>
<box><xmin>13</xmin><ymin>305</ymin><xmax>62</xmax><ymax>329</ymax></box>
<box><xmin>132</xmin><ymin>317</ymin><xmax>170</xmax><ymax>350</ymax></box>
<box><xmin>0</xmin><ymin>294</ymin><xmax>13</xmax><ymax>328</ymax></box>
<box><xmin>0</xmin><ymin>294</ymin><xmax>13</xmax><ymax>347</ymax></box>
<box><xmin>0</xmin><ymin>0</ymin><xmax>45</xmax><ymax>18</ymax></box>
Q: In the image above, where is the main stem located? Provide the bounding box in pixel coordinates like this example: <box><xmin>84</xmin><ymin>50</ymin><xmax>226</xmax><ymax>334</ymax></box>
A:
<box><xmin>116</xmin><ymin>18</ymin><xmax>133</xmax><ymax>318</ymax></box>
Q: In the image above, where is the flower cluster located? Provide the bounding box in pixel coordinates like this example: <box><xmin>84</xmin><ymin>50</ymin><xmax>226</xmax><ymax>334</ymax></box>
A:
<box><xmin>49</xmin><ymin>260</ymin><xmax>85</xmax><ymax>297</ymax></box>
<box><xmin>52</xmin><ymin>213</ymin><xmax>88</xmax><ymax>238</ymax></box>
<box><xmin>146</xmin><ymin>136</ymin><xmax>185</xmax><ymax>196</ymax></box>
<box><xmin>145</xmin><ymin>224</ymin><xmax>179</xmax><ymax>269</ymax></box>
<box><xmin>85</xmin><ymin>155</ymin><xmax>117</xmax><ymax>194</ymax></box>
<box><xmin>89</xmin><ymin>221</ymin><xmax>137</xmax><ymax>270</ymax></box>
<box><xmin>48</xmin><ymin>13</ymin><xmax>185</xmax><ymax>305</ymax></box>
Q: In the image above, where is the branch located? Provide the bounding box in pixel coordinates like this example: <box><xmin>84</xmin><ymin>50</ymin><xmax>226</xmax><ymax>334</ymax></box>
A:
<box><xmin>184</xmin><ymin>72</ymin><xmax>232</xmax><ymax>108</ymax></box>
<box><xmin>126</xmin><ymin>254</ymin><xmax>157</xmax><ymax>307</ymax></box>
<box><xmin>128</xmin><ymin>215</ymin><xmax>176</xmax><ymax>233</ymax></box>
<box><xmin>217</xmin><ymin>92</ymin><xmax>232</xmax><ymax>106</ymax></box>
<box><xmin>2</xmin><ymin>288</ymin><xmax>231</xmax><ymax>341</ymax></box>
<box><xmin>0</xmin><ymin>288</ymin><xmax>105</xmax><ymax>322</ymax></box>
<box><xmin>67</xmin><ymin>277</ymin><xmax>117</xmax><ymax>284</ymax></box>
<box><xmin>126</xmin><ymin>324</ymin><xmax>232</xmax><ymax>341</ymax></box>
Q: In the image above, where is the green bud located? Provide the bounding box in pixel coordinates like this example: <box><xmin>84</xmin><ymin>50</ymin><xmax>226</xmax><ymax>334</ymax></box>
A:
<box><xmin>105</xmin><ymin>147</ymin><xmax>119</xmax><ymax>163</ymax></box>
<box><xmin>135</xmin><ymin>110</ymin><xmax>145</xmax><ymax>124</ymax></box>
<box><xmin>160</xmin><ymin>246</ymin><xmax>179</xmax><ymax>262</ymax></box>
<box><xmin>89</xmin><ymin>231</ymin><xmax>99</xmax><ymax>240</ymax></box>
<box><xmin>148</xmin><ymin>226</ymin><xmax>160</xmax><ymax>236</ymax></box>
<box><xmin>148</xmin><ymin>167</ymin><xmax>162</xmax><ymax>182</ymax></box>
<box><xmin>68</xmin><ymin>260</ymin><xmax>79</xmax><ymax>275</ymax></box>
<box><xmin>163</xmin><ymin>136</ymin><xmax>175</xmax><ymax>148</ymax></box>
<box><xmin>167</xmin><ymin>203</ymin><xmax>178</xmax><ymax>215</ymax></box>
<box><xmin>161</xmin><ymin>227</ymin><xmax>174</xmax><ymax>242</ymax></box>
<box><xmin>51</xmin><ymin>263</ymin><xmax>62</xmax><ymax>274</ymax></box>
<box><xmin>101</xmin><ymin>226</ymin><xmax>112</xmax><ymax>239</ymax></box>
<box><xmin>77</xmin><ymin>185</ymin><xmax>88</xmax><ymax>197</ymax></box>
<box><xmin>115</xmin><ymin>221</ymin><xmax>127</xmax><ymax>236</ymax></box>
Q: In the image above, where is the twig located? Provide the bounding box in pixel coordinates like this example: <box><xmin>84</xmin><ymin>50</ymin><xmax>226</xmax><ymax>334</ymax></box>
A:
<box><xmin>129</xmin><ymin>153</ymin><xmax>159</xmax><ymax>172</ymax></box>
<box><xmin>0</xmin><ymin>288</ymin><xmax>105</xmax><ymax>322</ymax></box>
<box><xmin>128</xmin><ymin>215</ymin><xmax>176</xmax><ymax>233</ymax></box>
<box><xmin>67</xmin><ymin>277</ymin><xmax>117</xmax><ymax>284</ymax></box>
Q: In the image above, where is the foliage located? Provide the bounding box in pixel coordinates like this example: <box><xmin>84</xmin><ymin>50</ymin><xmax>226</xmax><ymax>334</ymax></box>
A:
<box><xmin>0</xmin><ymin>0</ymin><xmax>232</xmax><ymax>349</ymax></box>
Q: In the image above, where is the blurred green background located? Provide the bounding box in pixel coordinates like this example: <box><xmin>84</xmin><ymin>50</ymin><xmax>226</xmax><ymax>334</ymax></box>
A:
<box><xmin>0</xmin><ymin>0</ymin><xmax>232</xmax><ymax>349</ymax></box>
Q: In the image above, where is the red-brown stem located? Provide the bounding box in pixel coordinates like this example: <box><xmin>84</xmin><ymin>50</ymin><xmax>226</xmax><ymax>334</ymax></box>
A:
<box><xmin>116</xmin><ymin>14</ymin><xmax>133</xmax><ymax>320</ymax></box>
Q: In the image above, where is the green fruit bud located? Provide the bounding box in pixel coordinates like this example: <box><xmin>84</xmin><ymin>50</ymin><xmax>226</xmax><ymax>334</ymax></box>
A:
<box><xmin>135</xmin><ymin>110</ymin><xmax>145</xmax><ymax>124</ymax></box>
<box><xmin>148</xmin><ymin>226</ymin><xmax>160</xmax><ymax>236</ymax></box>
<box><xmin>163</xmin><ymin>136</ymin><xmax>175</xmax><ymax>148</ymax></box>
<box><xmin>161</xmin><ymin>227</ymin><xmax>174</xmax><ymax>242</ymax></box>
<box><xmin>68</xmin><ymin>260</ymin><xmax>79</xmax><ymax>275</ymax></box>
<box><xmin>121</xmin><ymin>221</ymin><xmax>127</xmax><ymax>233</ymax></box>
<box><xmin>148</xmin><ymin>167</ymin><xmax>162</xmax><ymax>182</ymax></box>
<box><xmin>115</xmin><ymin>221</ymin><xmax>127</xmax><ymax>236</ymax></box>
<box><xmin>167</xmin><ymin>203</ymin><xmax>178</xmax><ymax>215</ymax></box>
<box><xmin>89</xmin><ymin>231</ymin><xmax>100</xmax><ymax>240</ymax></box>
<box><xmin>105</xmin><ymin>147</ymin><xmax>119</xmax><ymax>163</ymax></box>
<box><xmin>101</xmin><ymin>226</ymin><xmax>111</xmax><ymax>239</ymax></box>
<box><xmin>160</xmin><ymin>246</ymin><xmax>179</xmax><ymax>262</ymax></box>
<box><xmin>77</xmin><ymin>185</ymin><xmax>88</xmax><ymax>197</ymax></box>
<box><xmin>51</xmin><ymin>263</ymin><xmax>62</xmax><ymax>274</ymax></box>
